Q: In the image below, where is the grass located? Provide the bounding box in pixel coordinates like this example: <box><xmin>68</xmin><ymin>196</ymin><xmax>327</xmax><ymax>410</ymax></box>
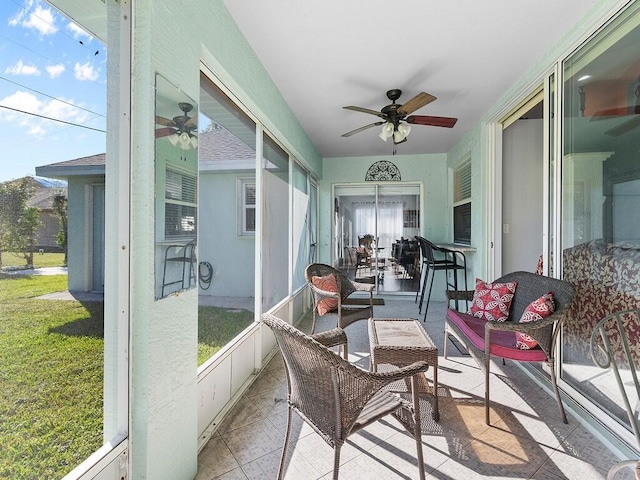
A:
<box><xmin>0</xmin><ymin>274</ymin><xmax>103</xmax><ymax>479</ymax></box>
<box><xmin>1</xmin><ymin>252</ymin><xmax>66</xmax><ymax>269</ymax></box>
<box><xmin>0</xmin><ymin>273</ymin><xmax>253</xmax><ymax>478</ymax></box>
<box><xmin>198</xmin><ymin>306</ymin><xmax>254</xmax><ymax>365</ymax></box>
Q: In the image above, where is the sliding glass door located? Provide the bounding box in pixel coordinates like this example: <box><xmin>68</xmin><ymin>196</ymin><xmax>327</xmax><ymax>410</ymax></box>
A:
<box><xmin>333</xmin><ymin>183</ymin><xmax>421</xmax><ymax>294</ymax></box>
<box><xmin>559</xmin><ymin>2</ymin><xmax>640</xmax><ymax>446</ymax></box>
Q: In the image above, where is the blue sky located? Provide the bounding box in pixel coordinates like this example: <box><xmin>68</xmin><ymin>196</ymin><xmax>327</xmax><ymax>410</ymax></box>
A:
<box><xmin>0</xmin><ymin>0</ymin><xmax>106</xmax><ymax>183</ymax></box>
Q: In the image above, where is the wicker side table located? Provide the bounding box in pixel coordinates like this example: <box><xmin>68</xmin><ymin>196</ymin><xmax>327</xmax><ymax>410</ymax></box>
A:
<box><xmin>369</xmin><ymin>318</ymin><xmax>439</xmax><ymax>421</ymax></box>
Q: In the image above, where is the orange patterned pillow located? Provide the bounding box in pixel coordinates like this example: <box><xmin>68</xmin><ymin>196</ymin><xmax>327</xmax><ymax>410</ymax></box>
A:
<box><xmin>312</xmin><ymin>274</ymin><xmax>339</xmax><ymax>315</ymax></box>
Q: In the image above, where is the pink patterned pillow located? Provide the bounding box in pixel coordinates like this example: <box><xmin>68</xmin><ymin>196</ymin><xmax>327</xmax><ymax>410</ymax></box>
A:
<box><xmin>312</xmin><ymin>274</ymin><xmax>339</xmax><ymax>315</ymax></box>
<box><xmin>469</xmin><ymin>278</ymin><xmax>517</xmax><ymax>322</ymax></box>
<box><xmin>515</xmin><ymin>292</ymin><xmax>555</xmax><ymax>350</ymax></box>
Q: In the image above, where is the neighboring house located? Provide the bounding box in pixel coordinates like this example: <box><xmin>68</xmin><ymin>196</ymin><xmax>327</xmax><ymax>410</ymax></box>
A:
<box><xmin>1</xmin><ymin>176</ymin><xmax>67</xmax><ymax>252</ymax></box>
<box><xmin>35</xmin><ymin>131</ymin><xmax>255</xmax><ymax>295</ymax></box>
<box><xmin>36</xmin><ymin>154</ymin><xmax>105</xmax><ymax>292</ymax></box>
<box><xmin>28</xmin><ymin>176</ymin><xmax>67</xmax><ymax>252</ymax></box>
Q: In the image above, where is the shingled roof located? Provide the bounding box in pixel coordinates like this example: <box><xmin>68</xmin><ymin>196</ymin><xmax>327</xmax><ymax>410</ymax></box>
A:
<box><xmin>36</xmin><ymin>126</ymin><xmax>257</xmax><ymax>178</ymax></box>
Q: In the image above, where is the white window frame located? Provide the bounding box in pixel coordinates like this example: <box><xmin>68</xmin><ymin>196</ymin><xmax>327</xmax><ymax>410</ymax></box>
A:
<box><xmin>453</xmin><ymin>157</ymin><xmax>472</xmax><ymax>244</ymax></box>
<box><xmin>165</xmin><ymin>166</ymin><xmax>198</xmax><ymax>240</ymax></box>
<box><xmin>238</xmin><ymin>177</ymin><xmax>256</xmax><ymax>236</ymax></box>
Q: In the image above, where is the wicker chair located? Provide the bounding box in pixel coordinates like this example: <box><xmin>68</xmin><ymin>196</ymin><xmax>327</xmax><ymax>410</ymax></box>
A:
<box><xmin>444</xmin><ymin>271</ymin><xmax>575</xmax><ymax>425</ymax></box>
<box><xmin>262</xmin><ymin>313</ymin><xmax>428</xmax><ymax>480</ymax></box>
<box><xmin>305</xmin><ymin>263</ymin><xmax>374</xmax><ymax>335</ymax></box>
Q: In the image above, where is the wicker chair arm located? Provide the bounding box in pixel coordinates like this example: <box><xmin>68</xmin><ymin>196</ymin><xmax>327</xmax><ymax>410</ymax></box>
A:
<box><xmin>311</xmin><ymin>328</ymin><xmax>347</xmax><ymax>349</ymax></box>
<box><xmin>350</xmin><ymin>280</ymin><xmax>375</xmax><ymax>293</ymax></box>
<box><xmin>308</xmin><ymin>283</ymin><xmax>341</xmax><ymax>299</ymax></box>
<box><xmin>367</xmin><ymin>360</ymin><xmax>429</xmax><ymax>383</ymax></box>
<box><xmin>484</xmin><ymin>313</ymin><xmax>560</xmax><ymax>333</ymax></box>
<box><xmin>446</xmin><ymin>290</ymin><xmax>474</xmax><ymax>303</ymax></box>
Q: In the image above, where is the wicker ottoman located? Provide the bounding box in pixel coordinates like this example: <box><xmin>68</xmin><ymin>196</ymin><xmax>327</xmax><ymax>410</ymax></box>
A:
<box><xmin>369</xmin><ymin>318</ymin><xmax>439</xmax><ymax>421</ymax></box>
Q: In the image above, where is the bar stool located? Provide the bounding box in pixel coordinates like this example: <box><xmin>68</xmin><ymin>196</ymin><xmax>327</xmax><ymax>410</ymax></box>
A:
<box><xmin>415</xmin><ymin>237</ymin><xmax>468</xmax><ymax>321</ymax></box>
<box><xmin>161</xmin><ymin>239</ymin><xmax>197</xmax><ymax>297</ymax></box>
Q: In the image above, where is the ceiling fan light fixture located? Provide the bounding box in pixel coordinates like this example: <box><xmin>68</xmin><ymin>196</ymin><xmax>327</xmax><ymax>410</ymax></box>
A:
<box><xmin>393</xmin><ymin>123</ymin><xmax>411</xmax><ymax>143</ymax></box>
<box><xmin>168</xmin><ymin>133</ymin><xmax>180</xmax><ymax>146</ymax></box>
<box><xmin>190</xmin><ymin>135</ymin><xmax>198</xmax><ymax>149</ymax></box>
<box><xmin>179</xmin><ymin>131</ymin><xmax>192</xmax><ymax>148</ymax></box>
<box><xmin>378</xmin><ymin>122</ymin><xmax>394</xmax><ymax>141</ymax></box>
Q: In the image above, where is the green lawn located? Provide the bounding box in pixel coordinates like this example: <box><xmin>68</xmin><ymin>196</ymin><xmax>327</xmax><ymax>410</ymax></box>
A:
<box><xmin>0</xmin><ymin>274</ymin><xmax>253</xmax><ymax>478</ymax></box>
<box><xmin>1</xmin><ymin>252</ymin><xmax>66</xmax><ymax>269</ymax></box>
<box><xmin>198</xmin><ymin>306</ymin><xmax>254</xmax><ymax>365</ymax></box>
<box><xmin>0</xmin><ymin>275</ymin><xmax>103</xmax><ymax>479</ymax></box>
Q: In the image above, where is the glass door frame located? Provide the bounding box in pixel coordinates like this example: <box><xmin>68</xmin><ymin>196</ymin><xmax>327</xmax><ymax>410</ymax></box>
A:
<box><xmin>331</xmin><ymin>181</ymin><xmax>423</xmax><ymax>295</ymax></box>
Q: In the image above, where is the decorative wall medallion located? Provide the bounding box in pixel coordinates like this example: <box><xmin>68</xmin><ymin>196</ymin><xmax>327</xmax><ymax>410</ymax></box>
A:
<box><xmin>365</xmin><ymin>161</ymin><xmax>401</xmax><ymax>181</ymax></box>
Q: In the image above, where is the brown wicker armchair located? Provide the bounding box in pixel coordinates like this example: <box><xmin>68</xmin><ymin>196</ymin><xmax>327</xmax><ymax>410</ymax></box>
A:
<box><xmin>305</xmin><ymin>263</ymin><xmax>374</xmax><ymax>335</ymax></box>
<box><xmin>444</xmin><ymin>271</ymin><xmax>575</xmax><ymax>425</ymax></box>
<box><xmin>262</xmin><ymin>313</ymin><xmax>428</xmax><ymax>480</ymax></box>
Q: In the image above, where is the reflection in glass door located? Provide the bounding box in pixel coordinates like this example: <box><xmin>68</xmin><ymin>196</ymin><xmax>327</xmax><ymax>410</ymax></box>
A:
<box><xmin>334</xmin><ymin>184</ymin><xmax>421</xmax><ymax>294</ymax></box>
<box><xmin>560</xmin><ymin>3</ymin><xmax>640</xmax><ymax>447</ymax></box>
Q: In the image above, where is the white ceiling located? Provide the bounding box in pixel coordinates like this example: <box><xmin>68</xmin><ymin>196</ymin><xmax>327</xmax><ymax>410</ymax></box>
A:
<box><xmin>222</xmin><ymin>0</ymin><xmax>601</xmax><ymax>159</ymax></box>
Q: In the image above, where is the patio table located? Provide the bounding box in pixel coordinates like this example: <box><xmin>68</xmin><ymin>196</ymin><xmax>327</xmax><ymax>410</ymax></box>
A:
<box><xmin>368</xmin><ymin>317</ymin><xmax>439</xmax><ymax>421</ymax></box>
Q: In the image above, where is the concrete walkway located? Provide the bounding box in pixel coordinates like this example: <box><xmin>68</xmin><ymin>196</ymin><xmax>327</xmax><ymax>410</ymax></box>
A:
<box><xmin>2</xmin><ymin>266</ymin><xmax>104</xmax><ymax>302</ymax></box>
<box><xmin>2</xmin><ymin>266</ymin><xmax>68</xmax><ymax>276</ymax></box>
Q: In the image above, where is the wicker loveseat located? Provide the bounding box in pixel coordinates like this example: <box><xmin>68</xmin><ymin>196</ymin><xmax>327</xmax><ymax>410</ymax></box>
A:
<box><xmin>444</xmin><ymin>271</ymin><xmax>575</xmax><ymax>425</ymax></box>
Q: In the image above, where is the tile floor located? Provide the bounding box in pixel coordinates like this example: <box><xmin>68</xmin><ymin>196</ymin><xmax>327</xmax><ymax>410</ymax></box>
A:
<box><xmin>196</xmin><ymin>298</ymin><xmax>635</xmax><ymax>480</ymax></box>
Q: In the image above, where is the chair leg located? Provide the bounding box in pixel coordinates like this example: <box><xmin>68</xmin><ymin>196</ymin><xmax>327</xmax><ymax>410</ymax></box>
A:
<box><xmin>422</xmin><ymin>269</ymin><xmax>436</xmax><ymax>322</ymax></box>
<box><xmin>418</xmin><ymin>265</ymin><xmax>430</xmax><ymax>313</ymax></box>
<box><xmin>443</xmin><ymin>326</ymin><xmax>450</xmax><ymax>359</ymax></box>
<box><xmin>342</xmin><ymin>342</ymin><xmax>348</xmax><ymax>361</ymax></box>
<box><xmin>332</xmin><ymin>445</ymin><xmax>342</xmax><ymax>480</ymax></box>
<box><xmin>278</xmin><ymin>408</ymin><xmax>293</xmax><ymax>480</ymax></box>
<box><xmin>485</xmin><ymin>352</ymin><xmax>491</xmax><ymax>425</ymax></box>
<box><xmin>411</xmin><ymin>375</ymin><xmax>426</xmax><ymax>480</ymax></box>
<box><xmin>415</xmin><ymin>264</ymin><xmax>424</xmax><ymax>303</ymax></box>
<box><xmin>311</xmin><ymin>311</ymin><xmax>317</xmax><ymax>335</ymax></box>
<box><xmin>549</xmin><ymin>360</ymin><xmax>568</xmax><ymax>424</ymax></box>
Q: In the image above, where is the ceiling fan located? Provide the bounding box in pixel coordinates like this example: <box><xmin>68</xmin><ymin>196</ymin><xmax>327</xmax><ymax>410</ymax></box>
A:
<box><xmin>341</xmin><ymin>89</ymin><xmax>458</xmax><ymax>145</ymax></box>
<box><xmin>156</xmin><ymin>102</ymin><xmax>198</xmax><ymax>149</ymax></box>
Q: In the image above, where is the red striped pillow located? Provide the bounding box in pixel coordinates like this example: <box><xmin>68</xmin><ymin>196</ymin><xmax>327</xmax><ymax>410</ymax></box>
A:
<box><xmin>312</xmin><ymin>274</ymin><xmax>339</xmax><ymax>315</ymax></box>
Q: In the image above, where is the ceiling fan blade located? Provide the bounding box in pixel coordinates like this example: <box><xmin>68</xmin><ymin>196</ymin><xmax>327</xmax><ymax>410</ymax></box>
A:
<box><xmin>605</xmin><ymin>116</ymin><xmax>640</xmax><ymax>137</ymax></box>
<box><xmin>407</xmin><ymin>115</ymin><xmax>457</xmax><ymax>128</ymax></box>
<box><xmin>341</xmin><ymin>121</ymin><xmax>384</xmax><ymax>137</ymax></box>
<box><xmin>591</xmin><ymin>105</ymin><xmax>640</xmax><ymax>119</ymax></box>
<box><xmin>156</xmin><ymin>115</ymin><xmax>175</xmax><ymax>127</ymax></box>
<box><xmin>343</xmin><ymin>106</ymin><xmax>386</xmax><ymax>119</ymax></box>
<box><xmin>185</xmin><ymin>116</ymin><xmax>198</xmax><ymax>128</ymax></box>
<box><xmin>156</xmin><ymin>127</ymin><xmax>177</xmax><ymax>138</ymax></box>
<box><xmin>398</xmin><ymin>92</ymin><xmax>436</xmax><ymax>116</ymax></box>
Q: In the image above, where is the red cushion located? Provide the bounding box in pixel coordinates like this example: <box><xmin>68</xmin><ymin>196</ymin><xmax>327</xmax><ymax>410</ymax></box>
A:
<box><xmin>469</xmin><ymin>278</ymin><xmax>517</xmax><ymax>322</ymax></box>
<box><xmin>515</xmin><ymin>292</ymin><xmax>555</xmax><ymax>350</ymax></box>
<box><xmin>446</xmin><ymin>309</ymin><xmax>548</xmax><ymax>362</ymax></box>
<box><xmin>312</xmin><ymin>274</ymin><xmax>339</xmax><ymax>315</ymax></box>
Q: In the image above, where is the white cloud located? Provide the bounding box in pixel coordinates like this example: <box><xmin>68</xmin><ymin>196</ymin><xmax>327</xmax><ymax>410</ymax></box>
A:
<box><xmin>0</xmin><ymin>90</ymin><xmax>89</xmax><ymax>139</ymax></box>
<box><xmin>5</xmin><ymin>60</ymin><xmax>41</xmax><ymax>76</ymax></box>
<box><xmin>66</xmin><ymin>22</ymin><xmax>93</xmax><ymax>41</ymax></box>
<box><xmin>9</xmin><ymin>3</ymin><xmax>58</xmax><ymax>36</ymax></box>
<box><xmin>73</xmin><ymin>62</ymin><xmax>99</xmax><ymax>82</ymax></box>
<box><xmin>46</xmin><ymin>64</ymin><xmax>65</xmax><ymax>79</ymax></box>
